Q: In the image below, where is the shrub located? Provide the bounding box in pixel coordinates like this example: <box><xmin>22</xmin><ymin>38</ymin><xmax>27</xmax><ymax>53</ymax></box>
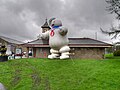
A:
<box><xmin>0</xmin><ymin>45</ymin><xmax>7</xmax><ymax>56</ymax></box>
<box><xmin>113</xmin><ymin>50</ymin><xmax>120</xmax><ymax>56</ymax></box>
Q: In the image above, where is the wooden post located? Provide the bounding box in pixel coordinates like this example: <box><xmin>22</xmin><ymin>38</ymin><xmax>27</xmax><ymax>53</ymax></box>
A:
<box><xmin>33</xmin><ymin>48</ymin><xmax>36</xmax><ymax>58</ymax></box>
<box><xmin>26</xmin><ymin>47</ymin><xmax>29</xmax><ymax>58</ymax></box>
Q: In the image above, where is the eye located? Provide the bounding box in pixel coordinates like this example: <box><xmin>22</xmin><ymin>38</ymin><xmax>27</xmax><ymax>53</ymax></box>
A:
<box><xmin>52</xmin><ymin>24</ymin><xmax>54</xmax><ymax>26</ymax></box>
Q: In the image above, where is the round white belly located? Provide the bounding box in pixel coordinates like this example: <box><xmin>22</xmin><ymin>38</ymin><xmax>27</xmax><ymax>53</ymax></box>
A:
<box><xmin>49</xmin><ymin>30</ymin><xmax>69</xmax><ymax>50</ymax></box>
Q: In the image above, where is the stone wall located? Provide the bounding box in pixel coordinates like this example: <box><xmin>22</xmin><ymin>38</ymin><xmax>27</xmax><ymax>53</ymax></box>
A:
<box><xmin>70</xmin><ymin>47</ymin><xmax>105</xmax><ymax>59</ymax></box>
<box><xmin>33</xmin><ymin>47</ymin><xmax>105</xmax><ymax>59</ymax></box>
<box><xmin>34</xmin><ymin>47</ymin><xmax>50</xmax><ymax>58</ymax></box>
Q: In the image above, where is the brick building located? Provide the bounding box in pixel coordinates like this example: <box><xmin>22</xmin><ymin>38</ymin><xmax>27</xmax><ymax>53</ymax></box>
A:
<box><xmin>23</xmin><ymin>19</ymin><xmax>112</xmax><ymax>59</ymax></box>
<box><xmin>0</xmin><ymin>36</ymin><xmax>25</xmax><ymax>55</ymax></box>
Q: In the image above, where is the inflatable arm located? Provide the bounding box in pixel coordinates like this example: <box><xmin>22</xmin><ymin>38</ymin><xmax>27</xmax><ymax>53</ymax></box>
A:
<box><xmin>41</xmin><ymin>31</ymin><xmax>49</xmax><ymax>40</ymax></box>
<box><xmin>59</xmin><ymin>27</ymin><xmax>68</xmax><ymax>36</ymax></box>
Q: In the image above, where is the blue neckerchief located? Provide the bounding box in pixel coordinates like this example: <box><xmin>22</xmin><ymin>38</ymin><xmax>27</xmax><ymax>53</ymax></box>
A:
<box><xmin>53</xmin><ymin>26</ymin><xmax>60</xmax><ymax>29</ymax></box>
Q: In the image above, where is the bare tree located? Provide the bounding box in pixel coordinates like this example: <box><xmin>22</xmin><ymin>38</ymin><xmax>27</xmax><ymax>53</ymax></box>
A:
<box><xmin>101</xmin><ymin>0</ymin><xmax>120</xmax><ymax>39</ymax></box>
<box><xmin>100</xmin><ymin>26</ymin><xmax>120</xmax><ymax>39</ymax></box>
<box><xmin>106</xmin><ymin>0</ymin><xmax>120</xmax><ymax>19</ymax></box>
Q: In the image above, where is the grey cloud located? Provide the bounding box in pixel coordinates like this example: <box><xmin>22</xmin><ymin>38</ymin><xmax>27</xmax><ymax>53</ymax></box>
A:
<box><xmin>0</xmin><ymin>0</ymin><xmax>115</xmax><ymax>42</ymax></box>
<box><xmin>63</xmin><ymin>0</ymin><xmax>113</xmax><ymax>28</ymax></box>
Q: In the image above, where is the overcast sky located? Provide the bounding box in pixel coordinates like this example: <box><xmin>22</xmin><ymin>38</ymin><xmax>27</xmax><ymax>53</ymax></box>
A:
<box><xmin>0</xmin><ymin>0</ymin><xmax>118</xmax><ymax>43</ymax></box>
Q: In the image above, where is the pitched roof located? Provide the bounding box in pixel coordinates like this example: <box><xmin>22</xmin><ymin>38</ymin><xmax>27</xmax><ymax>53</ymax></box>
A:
<box><xmin>69</xmin><ymin>38</ymin><xmax>108</xmax><ymax>44</ymax></box>
<box><xmin>0</xmin><ymin>36</ymin><xmax>23</xmax><ymax>44</ymax></box>
<box><xmin>27</xmin><ymin>39</ymin><xmax>48</xmax><ymax>44</ymax></box>
<box><xmin>23</xmin><ymin>38</ymin><xmax>112</xmax><ymax>48</ymax></box>
<box><xmin>41</xmin><ymin>19</ymin><xmax>51</xmax><ymax>29</ymax></box>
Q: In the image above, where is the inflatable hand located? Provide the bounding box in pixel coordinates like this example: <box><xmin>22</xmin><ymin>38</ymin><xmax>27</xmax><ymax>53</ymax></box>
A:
<box><xmin>59</xmin><ymin>27</ymin><xmax>68</xmax><ymax>36</ymax></box>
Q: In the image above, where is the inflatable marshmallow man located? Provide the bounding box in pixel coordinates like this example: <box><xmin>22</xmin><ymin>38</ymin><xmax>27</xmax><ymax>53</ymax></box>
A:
<box><xmin>41</xmin><ymin>18</ymin><xmax>70</xmax><ymax>59</ymax></box>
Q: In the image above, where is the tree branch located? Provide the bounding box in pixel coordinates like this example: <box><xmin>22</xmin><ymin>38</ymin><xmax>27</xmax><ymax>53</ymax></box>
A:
<box><xmin>100</xmin><ymin>27</ymin><xmax>120</xmax><ymax>39</ymax></box>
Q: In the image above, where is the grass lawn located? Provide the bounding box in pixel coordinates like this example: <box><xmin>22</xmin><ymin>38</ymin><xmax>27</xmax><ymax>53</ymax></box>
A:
<box><xmin>0</xmin><ymin>56</ymin><xmax>120</xmax><ymax>90</ymax></box>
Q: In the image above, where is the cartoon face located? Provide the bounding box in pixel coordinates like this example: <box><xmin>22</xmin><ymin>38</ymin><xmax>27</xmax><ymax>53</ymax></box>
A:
<box><xmin>50</xmin><ymin>19</ymin><xmax>62</xmax><ymax>28</ymax></box>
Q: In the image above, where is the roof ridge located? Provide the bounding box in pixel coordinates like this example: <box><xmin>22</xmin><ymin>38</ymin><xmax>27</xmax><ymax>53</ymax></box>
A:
<box><xmin>41</xmin><ymin>19</ymin><xmax>51</xmax><ymax>29</ymax></box>
<box><xmin>0</xmin><ymin>36</ymin><xmax>23</xmax><ymax>44</ymax></box>
<box><xmin>68</xmin><ymin>37</ymin><xmax>89</xmax><ymax>39</ymax></box>
<box><xmin>86</xmin><ymin>38</ymin><xmax>112</xmax><ymax>45</ymax></box>
<box><xmin>25</xmin><ymin>38</ymin><xmax>48</xmax><ymax>44</ymax></box>
<box><xmin>68</xmin><ymin>37</ymin><xmax>112</xmax><ymax>45</ymax></box>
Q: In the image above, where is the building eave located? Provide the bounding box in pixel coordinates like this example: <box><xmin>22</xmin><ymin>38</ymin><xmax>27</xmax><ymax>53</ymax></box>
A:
<box><xmin>22</xmin><ymin>37</ymin><xmax>113</xmax><ymax>48</ymax></box>
<box><xmin>69</xmin><ymin>45</ymin><xmax>112</xmax><ymax>48</ymax></box>
<box><xmin>69</xmin><ymin>44</ymin><xmax>112</xmax><ymax>48</ymax></box>
<box><xmin>23</xmin><ymin>44</ymin><xmax>112</xmax><ymax>48</ymax></box>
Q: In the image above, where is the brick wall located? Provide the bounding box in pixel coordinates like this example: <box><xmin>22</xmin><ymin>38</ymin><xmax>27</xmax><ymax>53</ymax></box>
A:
<box><xmin>35</xmin><ymin>47</ymin><xmax>50</xmax><ymax>58</ymax></box>
<box><xmin>70</xmin><ymin>47</ymin><xmax>105</xmax><ymax>59</ymax></box>
<box><xmin>34</xmin><ymin>47</ymin><xmax>105</xmax><ymax>59</ymax></box>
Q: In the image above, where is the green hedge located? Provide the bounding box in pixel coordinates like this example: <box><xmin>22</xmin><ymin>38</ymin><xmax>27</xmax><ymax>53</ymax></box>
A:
<box><xmin>113</xmin><ymin>50</ymin><xmax>120</xmax><ymax>56</ymax></box>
